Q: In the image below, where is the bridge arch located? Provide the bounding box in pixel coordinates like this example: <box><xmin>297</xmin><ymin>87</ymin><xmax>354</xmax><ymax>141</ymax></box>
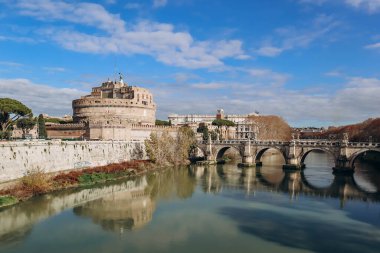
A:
<box><xmin>300</xmin><ymin>148</ymin><xmax>336</xmax><ymax>167</ymax></box>
<box><xmin>255</xmin><ymin>147</ymin><xmax>286</xmax><ymax>164</ymax></box>
<box><xmin>215</xmin><ymin>146</ymin><xmax>243</xmax><ymax>162</ymax></box>
<box><xmin>190</xmin><ymin>146</ymin><xmax>207</xmax><ymax>161</ymax></box>
<box><xmin>349</xmin><ymin>148</ymin><xmax>380</xmax><ymax>168</ymax></box>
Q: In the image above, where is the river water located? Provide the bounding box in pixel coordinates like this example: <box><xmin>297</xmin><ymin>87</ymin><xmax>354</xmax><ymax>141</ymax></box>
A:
<box><xmin>1</xmin><ymin>151</ymin><xmax>380</xmax><ymax>253</ymax></box>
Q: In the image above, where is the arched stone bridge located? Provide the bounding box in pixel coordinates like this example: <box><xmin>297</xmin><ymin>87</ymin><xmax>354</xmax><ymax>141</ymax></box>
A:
<box><xmin>196</xmin><ymin>139</ymin><xmax>380</xmax><ymax>171</ymax></box>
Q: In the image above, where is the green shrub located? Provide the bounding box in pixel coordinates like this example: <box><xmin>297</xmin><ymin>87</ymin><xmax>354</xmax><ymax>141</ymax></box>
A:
<box><xmin>0</xmin><ymin>196</ymin><xmax>18</xmax><ymax>207</ymax></box>
<box><xmin>78</xmin><ymin>173</ymin><xmax>116</xmax><ymax>185</ymax></box>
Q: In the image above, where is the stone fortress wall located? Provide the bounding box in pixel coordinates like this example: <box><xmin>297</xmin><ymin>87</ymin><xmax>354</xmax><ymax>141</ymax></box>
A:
<box><xmin>0</xmin><ymin>140</ymin><xmax>146</xmax><ymax>183</ymax></box>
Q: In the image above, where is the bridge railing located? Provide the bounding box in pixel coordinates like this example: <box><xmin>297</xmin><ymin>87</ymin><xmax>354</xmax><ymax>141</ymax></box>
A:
<box><xmin>293</xmin><ymin>140</ymin><xmax>340</xmax><ymax>146</ymax></box>
<box><xmin>197</xmin><ymin>139</ymin><xmax>380</xmax><ymax>147</ymax></box>
<box><xmin>347</xmin><ymin>142</ymin><xmax>380</xmax><ymax>148</ymax></box>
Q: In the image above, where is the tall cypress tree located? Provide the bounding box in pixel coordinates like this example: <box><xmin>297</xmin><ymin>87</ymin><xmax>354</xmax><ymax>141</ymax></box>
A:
<box><xmin>38</xmin><ymin>114</ymin><xmax>47</xmax><ymax>139</ymax></box>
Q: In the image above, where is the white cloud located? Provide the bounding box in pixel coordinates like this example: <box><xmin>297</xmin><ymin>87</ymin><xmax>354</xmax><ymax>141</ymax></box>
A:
<box><xmin>364</xmin><ymin>42</ymin><xmax>380</xmax><ymax>49</ymax></box>
<box><xmin>153</xmin><ymin>0</ymin><xmax>168</xmax><ymax>8</ymax></box>
<box><xmin>124</xmin><ymin>3</ymin><xmax>141</xmax><ymax>10</ymax></box>
<box><xmin>0</xmin><ymin>35</ymin><xmax>36</xmax><ymax>43</ymax></box>
<box><xmin>157</xmin><ymin>75</ymin><xmax>380</xmax><ymax>126</ymax></box>
<box><xmin>9</xmin><ymin>0</ymin><xmax>247</xmax><ymax>69</ymax></box>
<box><xmin>300</xmin><ymin>0</ymin><xmax>380</xmax><ymax>13</ymax></box>
<box><xmin>299</xmin><ymin>0</ymin><xmax>327</xmax><ymax>4</ymax></box>
<box><xmin>0</xmin><ymin>78</ymin><xmax>86</xmax><ymax>116</ymax></box>
<box><xmin>324</xmin><ymin>70</ymin><xmax>344</xmax><ymax>77</ymax></box>
<box><xmin>15</xmin><ymin>0</ymin><xmax>125</xmax><ymax>34</ymax></box>
<box><xmin>256</xmin><ymin>15</ymin><xmax>339</xmax><ymax>57</ymax></box>
<box><xmin>255</xmin><ymin>46</ymin><xmax>284</xmax><ymax>57</ymax></box>
<box><xmin>248</xmin><ymin>68</ymin><xmax>290</xmax><ymax>87</ymax></box>
<box><xmin>42</xmin><ymin>66</ymin><xmax>66</xmax><ymax>72</ymax></box>
<box><xmin>0</xmin><ymin>61</ymin><xmax>23</xmax><ymax>67</ymax></box>
<box><xmin>345</xmin><ymin>0</ymin><xmax>380</xmax><ymax>13</ymax></box>
<box><xmin>191</xmin><ymin>82</ymin><xmax>225</xmax><ymax>89</ymax></box>
<box><xmin>105</xmin><ymin>0</ymin><xmax>116</xmax><ymax>4</ymax></box>
<box><xmin>173</xmin><ymin>72</ymin><xmax>199</xmax><ymax>83</ymax></box>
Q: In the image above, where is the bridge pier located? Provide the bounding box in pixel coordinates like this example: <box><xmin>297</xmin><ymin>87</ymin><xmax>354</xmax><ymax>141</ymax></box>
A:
<box><xmin>238</xmin><ymin>155</ymin><xmax>255</xmax><ymax>167</ymax></box>
<box><xmin>333</xmin><ymin>155</ymin><xmax>354</xmax><ymax>173</ymax></box>
<box><xmin>283</xmin><ymin>140</ymin><xmax>302</xmax><ymax>170</ymax></box>
<box><xmin>333</xmin><ymin>140</ymin><xmax>355</xmax><ymax>173</ymax></box>
<box><xmin>283</xmin><ymin>163</ymin><xmax>303</xmax><ymax>170</ymax></box>
<box><xmin>238</xmin><ymin>140</ymin><xmax>256</xmax><ymax>167</ymax></box>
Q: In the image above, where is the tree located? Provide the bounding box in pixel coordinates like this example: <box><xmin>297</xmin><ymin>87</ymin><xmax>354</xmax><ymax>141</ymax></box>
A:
<box><xmin>247</xmin><ymin>115</ymin><xmax>291</xmax><ymax>141</ymax></box>
<box><xmin>212</xmin><ymin>119</ymin><xmax>235</xmax><ymax>140</ymax></box>
<box><xmin>209</xmin><ymin>130</ymin><xmax>218</xmax><ymax>140</ymax></box>
<box><xmin>176</xmin><ymin>126</ymin><xmax>197</xmax><ymax>164</ymax></box>
<box><xmin>16</xmin><ymin>117</ymin><xmax>36</xmax><ymax>138</ymax></box>
<box><xmin>155</xmin><ymin>119</ymin><xmax>171</xmax><ymax>126</ymax></box>
<box><xmin>0</xmin><ymin>98</ymin><xmax>32</xmax><ymax>134</ymax></box>
<box><xmin>144</xmin><ymin>126</ymin><xmax>197</xmax><ymax>166</ymax></box>
<box><xmin>197</xmin><ymin>123</ymin><xmax>209</xmax><ymax>140</ymax></box>
<box><xmin>38</xmin><ymin>114</ymin><xmax>47</xmax><ymax>139</ymax></box>
<box><xmin>212</xmin><ymin>119</ymin><xmax>235</xmax><ymax>127</ymax></box>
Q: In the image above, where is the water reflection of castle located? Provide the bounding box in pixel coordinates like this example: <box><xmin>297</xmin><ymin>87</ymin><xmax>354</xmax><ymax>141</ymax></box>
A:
<box><xmin>74</xmin><ymin>188</ymin><xmax>155</xmax><ymax>233</ymax></box>
<box><xmin>0</xmin><ymin>176</ymin><xmax>154</xmax><ymax>245</ymax></box>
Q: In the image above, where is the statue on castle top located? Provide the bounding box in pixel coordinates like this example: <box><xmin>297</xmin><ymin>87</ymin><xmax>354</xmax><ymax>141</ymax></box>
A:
<box><xmin>119</xmin><ymin>73</ymin><xmax>124</xmax><ymax>85</ymax></box>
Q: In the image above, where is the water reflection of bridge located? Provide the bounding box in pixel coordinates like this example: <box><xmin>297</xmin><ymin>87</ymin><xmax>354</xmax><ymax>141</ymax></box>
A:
<box><xmin>190</xmin><ymin>164</ymin><xmax>380</xmax><ymax>203</ymax></box>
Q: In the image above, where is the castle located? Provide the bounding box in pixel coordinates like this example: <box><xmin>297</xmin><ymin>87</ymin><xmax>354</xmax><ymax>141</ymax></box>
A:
<box><xmin>72</xmin><ymin>75</ymin><xmax>156</xmax><ymax>125</ymax></box>
<box><xmin>46</xmin><ymin>75</ymin><xmax>176</xmax><ymax>141</ymax></box>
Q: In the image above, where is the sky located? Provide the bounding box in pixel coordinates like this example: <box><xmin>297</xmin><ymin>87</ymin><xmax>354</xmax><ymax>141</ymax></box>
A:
<box><xmin>0</xmin><ymin>0</ymin><xmax>380</xmax><ymax>127</ymax></box>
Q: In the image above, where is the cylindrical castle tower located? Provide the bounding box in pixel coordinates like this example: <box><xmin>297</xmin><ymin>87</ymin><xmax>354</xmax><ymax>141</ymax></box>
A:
<box><xmin>72</xmin><ymin>76</ymin><xmax>156</xmax><ymax>125</ymax></box>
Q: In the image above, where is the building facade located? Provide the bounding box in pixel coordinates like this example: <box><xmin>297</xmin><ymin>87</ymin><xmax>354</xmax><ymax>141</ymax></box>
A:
<box><xmin>169</xmin><ymin>109</ymin><xmax>259</xmax><ymax>140</ymax></box>
<box><xmin>168</xmin><ymin>109</ymin><xmax>258</xmax><ymax>126</ymax></box>
<box><xmin>235</xmin><ymin>120</ymin><xmax>259</xmax><ymax>140</ymax></box>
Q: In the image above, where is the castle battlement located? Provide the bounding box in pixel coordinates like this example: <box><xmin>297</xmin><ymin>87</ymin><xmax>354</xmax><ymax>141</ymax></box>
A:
<box><xmin>46</xmin><ymin>123</ymin><xmax>85</xmax><ymax>129</ymax></box>
<box><xmin>131</xmin><ymin>124</ymin><xmax>178</xmax><ymax>130</ymax></box>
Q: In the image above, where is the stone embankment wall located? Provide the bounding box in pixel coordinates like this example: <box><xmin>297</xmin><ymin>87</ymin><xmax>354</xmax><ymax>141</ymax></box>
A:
<box><xmin>0</xmin><ymin>140</ymin><xmax>146</xmax><ymax>183</ymax></box>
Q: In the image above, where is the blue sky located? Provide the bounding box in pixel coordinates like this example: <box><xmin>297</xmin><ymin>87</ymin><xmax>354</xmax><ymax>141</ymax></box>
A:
<box><xmin>0</xmin><ymin>0</ymin><xmax>380</xmax><ymax>127</ymax></box>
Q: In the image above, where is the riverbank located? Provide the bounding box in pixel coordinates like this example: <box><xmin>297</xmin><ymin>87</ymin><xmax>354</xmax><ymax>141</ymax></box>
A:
<box><xmin>0</xmin><ymin>160</ymin><xmax>154</xmax><ymax>208</ymax></box>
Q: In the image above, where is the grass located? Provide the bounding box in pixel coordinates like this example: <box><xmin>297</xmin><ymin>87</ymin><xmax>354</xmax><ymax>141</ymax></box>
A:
<box><xmin>78</xmin><ymin>172</ymin><xmax>116</xmax><ymax>185</ymax></box>
<box><xmin>0</xmin><ymin>195</ymin><xmax>18</xmax><ymax>207</ymax></box>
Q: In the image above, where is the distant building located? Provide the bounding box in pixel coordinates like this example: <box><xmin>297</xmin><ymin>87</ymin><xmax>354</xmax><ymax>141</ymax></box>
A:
<box><xmin>168</xmin><ymin>109</ymin><xmax>258</xmax><ymax>126</ymax></box>
<box><xmin>42</xmin><ymin>114</ymin><xmax>73</xmax><ymax>122</ymax></box>
<box><xmin>292</xmin><ymin>127</ymin><xmax>325</xmax><ymax>139</ymax></box>
<box><xmin>11</xmin><ymin>125</ymin><xmax>38</xmax><ymax>139</ymax></box>
<box><xmin>169</xmin><ymin>109</ymin><xmax>259</xmax><ymax>140</ymax></box>
<box><xmin>235</xmin><ymin>120</ymin><xmax>259</xmax><ymax>140</ymax></box>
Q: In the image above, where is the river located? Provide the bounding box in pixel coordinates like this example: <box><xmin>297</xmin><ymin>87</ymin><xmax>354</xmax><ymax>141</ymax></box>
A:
<box><xmin>0</xmin><ymin>151</ymin><xmax>380</xmax><ymax>253</ymax></box>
